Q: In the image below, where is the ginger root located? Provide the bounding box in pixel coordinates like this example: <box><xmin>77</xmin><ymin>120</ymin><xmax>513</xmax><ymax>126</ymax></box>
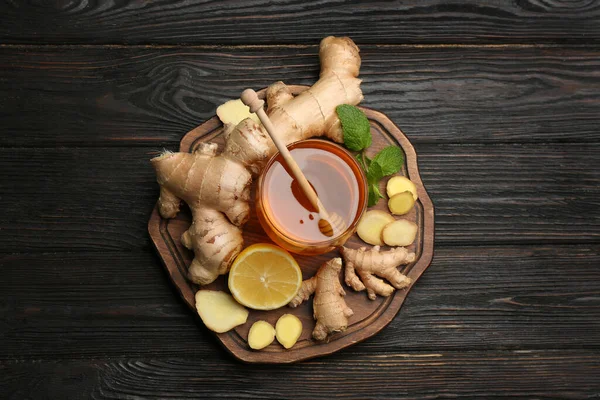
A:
<box><xmin>152</xmin><ymin>36</ymin><xmax>363</xmax><ymax>285</ymax></box>
<box><xmin>195</xmin><ymin>290</ymin><xmax>249</xmax><ymax>333</ymax></box>
<box><xmin>289</xmin><ymin>258</ymin><xmax>353</xmax><ymax>341</ymax></box>
<box><xmin>341</xmin><ymin>246</ymin><xmax>415</xmax><ymax>300</ymax></box>
<box><xmin>152</xmin><ymin>144</ymin><xmax>251</xmax><ymax>285</ymax></box>
<box><xmin>248</xmin><ymin>320</ymin><xmax>276</xmax><ymax>350</ymax></box>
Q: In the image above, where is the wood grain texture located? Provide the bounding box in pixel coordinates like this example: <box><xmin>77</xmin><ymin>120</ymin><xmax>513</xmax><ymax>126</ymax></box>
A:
<box><xmin>1</xmin><ymin>1</ymin><xmax>599</xmax><ymax>45</ymax></box>
<box><xmin>2</xmin><ymin>351</ymin><xmax>599</xmax><ymax>399</ymax></box>
<box><xmin>1</xmin><ymin>143</ymin><xmax>597</xmax><ymax>253</ymax></box>
<box><xmin>1</xmin><ymin>46</ymin><xmax>599</xmax><ymax>147</ymax></box>
<box><xmin>0</xmin><ymin>148</ymin><xmax>158</xmax><ymax>252</ymax></box>
<box><xmin>0</xmin><ymin>8</ymin><xmax>598</xmax><ymax>392</ymax></box>
<box><xmin>2</xmin><ymin>245</ymin><xmax>598</xmax><ymax>360</ymax></box>
<box><xmin>418</xmin><ymin>142</ymin><xmax>600</xmax><ymax>245</ymax></box>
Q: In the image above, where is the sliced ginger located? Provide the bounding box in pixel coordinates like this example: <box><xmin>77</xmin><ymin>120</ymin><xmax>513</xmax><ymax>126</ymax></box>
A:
<box><xmin>275</xmin><ymin>314</ymin><xmax>303</xmax><ymax>349</ymax></box>
<box><xmin>216</xmin><ymin>98</ymin><xmax>261</xmax><ymax>126</ymax></box>
<box><xmin>195</xmin><ymin>290</ymin><xmax>249</xmax><ymax>333</ymax></box>
<box><xmin>388</xmin><ymin>191</ymin><xmax>415</xmax><ymax>215</ymax></box>
<box><xmin>387</xmin><ymin>176</ymin><xmax>418</xmax><ymax>200</ymax></box>
<box><xmin>357</xmin><ymin>210</ymin><xmax>395</xmax><ymax>246</ymax></box>
<box><xmin>382</xmin><ymin>219</ymin><xmax>418</xmax><ymax>247</ymax></box>
<box><xmin>248</xmin><ymin>320</ymin><xmax>276</xmax><ymax>350</ymax></box>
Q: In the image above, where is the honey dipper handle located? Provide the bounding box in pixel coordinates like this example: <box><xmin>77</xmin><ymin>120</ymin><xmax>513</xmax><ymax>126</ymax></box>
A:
<box><xmin>241</xmin><ymin>88</ymin><xmax>321</xmax><ymax>213</ymax></box>
<box><xmin>240</xmin><ymin>89</ymin><xmax>264</xmax><ymax>114</ymax></box>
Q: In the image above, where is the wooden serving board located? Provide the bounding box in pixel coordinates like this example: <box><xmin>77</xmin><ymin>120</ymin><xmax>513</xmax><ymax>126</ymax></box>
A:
<box><xmin>148</xmin><ymin>86</ymin><xmax>434</xmax><ymax>363</ymax></box>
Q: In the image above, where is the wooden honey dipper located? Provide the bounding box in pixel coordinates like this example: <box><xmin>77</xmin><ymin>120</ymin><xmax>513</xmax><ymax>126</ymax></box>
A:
<box><xmin>241</xmin><ymin>88</ymin><xmax>346</xmax><ymax>238</ymax></box>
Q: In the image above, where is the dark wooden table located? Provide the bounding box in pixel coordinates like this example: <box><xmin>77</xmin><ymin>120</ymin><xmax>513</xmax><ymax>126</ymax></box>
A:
<box><xmin>2</xmin><ymin>2</ymin><xmax>599</xmax><ymax>398</ymax></box>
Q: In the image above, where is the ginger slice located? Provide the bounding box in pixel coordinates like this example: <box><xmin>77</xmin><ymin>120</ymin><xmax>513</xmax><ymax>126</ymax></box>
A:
<box><xmin>341</xmin><ymin>246</ymin><xmax>415</xmax><ymax>300</ymax></box>
<box><xmin>388</xmin><ymin>191</ymin><xmax>415</xmax><ymax>215</ymax></box>
<box><xmin>217</xmin><ymin>98</ymin><xmax>261</xmax><ymax>127</ymax></box>
<box><xmin>275</xmin><ymin>314</ymin><xmax>303</xmax><ymax>349</ymax></box>
<box><xmin>356</xmin><ymin>210</ymin><xmax>395</xmax><ymax>246</ymax></box>
<box><xmin>248</xmin><ymin>320</ymin><xmax>276</xmax><ymax>350</ymax></box>
<box><xmin>387</xmin><ymin>176</ymin><xmax>418</xmax><ymax>200</ymax></box>
<box><xmin>195</xmin><ymin>290</ymin><xmax>249</xmax><ymax>333</ymax></box>
<box><xmin>382</xmin><ymin>219</ymin><xmax>418</xmax><ymax>247</ymax></box>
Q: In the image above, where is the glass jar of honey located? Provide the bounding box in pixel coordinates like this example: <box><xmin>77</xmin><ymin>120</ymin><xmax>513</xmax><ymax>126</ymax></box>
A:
<box><xmin>256</xmin><ymin>139</ymin><xmax>367</xmax><ymax>255</ymax></box>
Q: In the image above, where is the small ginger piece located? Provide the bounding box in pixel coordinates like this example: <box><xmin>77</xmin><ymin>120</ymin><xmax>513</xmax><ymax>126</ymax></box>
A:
<box><xmin>357</xmin><ymin>210</ymin><xmax>395</xmax><ymax>245</ymax></box>
<box><xmin>382</xmin><ymin>219</ymin><xmax>418</xmax><ymax>247</ymax></box>
<box><xmin>195</xmin><ymin>290</ymin><xmax>249</xmax><ymax>333</ymax></box>
<box><xmin>341</xmin><ymin>246</ymin><xmax>415</xmax><ymax>300</ymax></box>
<box><xmin>275</xmin><ymin>314</ymin><xmax>303</xmax><ymax>349</ymax></box>
<box><xmin>248</xmin><ymin>320</ymin><xmax>276</xmax><ymax>350</ymax></box>
<box><xmin>217</xmin><ymin>98</ymin><xmax>261</xmax><ymax>127</ymax></box>
<box><xmin>388</xmin><ymin>191</ymin><xmax>415</xmax><ymax>215</ymax></box>
<box><xmin>289</xmin><ymin>258</ymin><xmax>353</xmax><ymax>341</ymax></box>
<box><xmin>387</xmin><ymin>176</ymin><xmax>418</xmax><ymax>200</ymax></box>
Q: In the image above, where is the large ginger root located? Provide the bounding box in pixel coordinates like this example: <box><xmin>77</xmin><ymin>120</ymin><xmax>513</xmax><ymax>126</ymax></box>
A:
<box><xmin>222</xmin><ymin>36</ymin><xmax>362</xmax><ymax>174</ymax></box>
<box><xmin>289</xmin><ymin>258</ymin><xmax>353</xmax><ymax>341</ymax></box>
<box><xmin>152</xmin><ymin>37</ymin><xmax>363</xmax><ymax>285</ymax></box>
<box><xmin>341</xmin><ymin>246</ymin><xmax>416</xmax><ymax>300</ymax></box>
<box><xmin>265</xmin><ymin>36</ymin><xmax>362</xmax><ymax>146</ymax></box>
<box><xmin>152</xmin><ymin>143</ymin><xmax>251</xmax><ymax>285</ymax></box>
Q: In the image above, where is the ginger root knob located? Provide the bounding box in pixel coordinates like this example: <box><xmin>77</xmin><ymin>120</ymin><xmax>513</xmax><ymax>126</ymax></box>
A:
<box><xmin>289</xmin><ymin>258</ymin><xmax>353</xmax><ymax>341</ymax></box>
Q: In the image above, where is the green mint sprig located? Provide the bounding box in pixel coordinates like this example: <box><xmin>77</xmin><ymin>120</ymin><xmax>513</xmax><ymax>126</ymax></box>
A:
<box><xmin>336</xmin><ymin>105</ymin><xmax>404</xmax><ymax>207</ymax></box>
<box><xmin>337</xmin><ymin>104</ymin><xmax>372</xmax><ymax>151</ymax></box>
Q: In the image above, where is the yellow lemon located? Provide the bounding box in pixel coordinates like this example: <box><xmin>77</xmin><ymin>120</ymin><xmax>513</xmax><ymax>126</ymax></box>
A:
<box><xmin>228</xmin><ymin>243</ymin><xmax>302</xmax><ymax>310</ymax></box>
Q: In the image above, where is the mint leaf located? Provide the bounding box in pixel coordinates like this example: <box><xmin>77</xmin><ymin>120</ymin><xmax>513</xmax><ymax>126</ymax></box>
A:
<box><xmin>336</xmin><ymin>104</ymin><xmax>371</xmax><ymax>151</ymax></box>
<box><xmin>364</xmin><ymin>148</ymin><xmax>403</xmax><ymax>207</ymax></box>
<box><xmin>355</xmin><ymin>151</ymin><xmax>383</xmax><ymax>206</ymax></box>
<box><xmin>363</xmin><ymin>153</ymin><xmax>372</xmax><ymax>169</ymax></box>
<box><xmin>366</xmin><ymin>160</ymin><xmax>383</xmax><ymax>184</ymax></box>
<box><xmin>366</xmin><ymin>162</ymin><xmax>385</xmax><ymax>206</ymax></box>
<box><xmin>340</xmin><ymin>124</ymin><xmax>402</xmax><ymax>208</ymax></box>
<box><xmin>371</xmin><ymin>146</ymin><xmax>404</xmax><ymax>176</ymax></box>
<box><xmin>354</xmin><ymin>152</ymin><xmax>372</xmax><ymax>171</ymax></box>
<box><xmin>355</xmin><ymin>153</ymin><xmax>366</xmax><ymax>170</ymax></box>
<box><xmin>368</xmin><ymin>183</ymin><xmax>384</xmax><ymax>207</ymax></box>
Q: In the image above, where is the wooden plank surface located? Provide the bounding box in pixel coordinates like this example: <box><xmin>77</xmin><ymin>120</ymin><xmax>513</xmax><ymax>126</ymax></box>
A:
<box><xmin>1</xmin><ymin>1</ymin><xmax>599</xmax><ymax>45</ymax></box>
<box><xmin>1</xmin><ymin>46</ymin><xmax>599</xmax><ymax>147</ymax></box>
<box><xmin>2</xmin><ymin>246</ymin><xmax>598</xmax><ymax>360</ymax></box>
<box><xmin>1</xmin><ymin>2</ymin><xmax>599</xmax><ymax>396</ymax></box>
<box><xmin>1</xmin><ymin>144</ymin><xmax>598</xmax><ymax>253</ymax></box>
<box><xmin>2</xmin><ymin>351</ymin><xmax>599</xmax><ymax>399</ymax></box>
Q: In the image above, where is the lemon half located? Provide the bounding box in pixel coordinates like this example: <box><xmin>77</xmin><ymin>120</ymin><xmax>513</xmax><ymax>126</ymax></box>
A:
<box><xmin>228</xmin><ymin>243</ymin><xmax>302</xmax><ymax>310</ymax></box>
